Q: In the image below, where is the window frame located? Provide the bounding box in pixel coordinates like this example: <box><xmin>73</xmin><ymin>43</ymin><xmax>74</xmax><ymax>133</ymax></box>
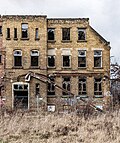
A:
<box><xmin>78</xmin><ymin>77</ymin><xmax>87</xmax><ymax>97</ymax></box>
<box><xmin>35</xmin><ymin>28</ymin><xmax>39</xmax><ymax>40</ymax></box>
<box><xmin>6</xmin><ymin>28</ymin><xmax>10</xmax><ymax>39</ymax></box>
<box><xmin>62</xmin><ymin>77</ymin><xmax>71</xmax><ymax>96</ymax></box>
<box><xmin>47</xmin><ymin>28</ymin><xmax>55</xmax><ymax>41</ymax></box>
<box><xmin>47</xmin><ymin>77</ymin><xmax>55</xmax><ymax>96</ymax></box>
<box><xmin>62</xmin><ymin>28</ymin><xmax>70</xmax><ymax>41</ymax></box>
<box><xmin>14</xmin><ymin>28</ymin><xmax>17</xmax><ymax>39</ymax></box>
<box><xmin>78</xmin><ymin>50</ymin><xmax>86</xmax><ymax>68</ymax></box>
<box><xmin>94</xmin><ymin>78</ymin><xmax>102</xmax><ymax>96</ymax></box>
<box><xmin>94</xmin><ymin>50</ymin><xmax>102</xmax><ymax>68</ymax></box>
<box><xmin>30</xmin><ymin>50</ymin><xmax>39</xmax><ymax>67</ymax></box>
<box><xmin>13</xmin><ymin>50</ymin><xmax>22</xmax><ymax>67</ymax></box>
<box><xmin>47</xmin><ymin>49</ymin><xmax>56</xmax><ymax>68</ymax></box>
<box><xmin>0</xmin><ymin>53</ymin><xmax>2</xmax><ymax>63</ymax></box>
<box><xmin>78</xmin><ymin>28</ymin><xmax>86</xmax><ymax>41</ymax></box>
<box><xmin>0</xmin><ymin>26</ymin><xmax>2</xmax><ymax>35</ymax></box>
<box><xmin>21</xmin><ymin>23</ymin><xmax>28</xmax><ymax>39</ymax></box>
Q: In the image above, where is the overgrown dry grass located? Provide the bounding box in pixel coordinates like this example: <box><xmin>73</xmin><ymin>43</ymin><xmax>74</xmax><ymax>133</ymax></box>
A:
<box><xmin>0</xmin><ymin>110</ymin><xmax>120</xmax><ymax>143</ymax></box>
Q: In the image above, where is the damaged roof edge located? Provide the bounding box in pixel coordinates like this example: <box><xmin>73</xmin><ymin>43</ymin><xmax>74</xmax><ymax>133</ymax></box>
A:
<box><xmin>47</xmin><ymin>18</ymin><xmax>89</xmax><ymax>21</ymax></box>
<box><xmin>90</xmin><ymin>26</ymin><xmax>111</xmax><ymax>48</ymax></box>
<box><xmin>2</xmin><ymin>15</ymin><xmax>47</xmax><ymax>18</ymax></box>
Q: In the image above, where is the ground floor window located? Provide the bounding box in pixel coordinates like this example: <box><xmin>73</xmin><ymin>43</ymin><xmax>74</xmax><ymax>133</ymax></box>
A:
<box><xmin>94</xmin><ymin>78</ymin><xmax>102</xmax><ymax>96</ymax></box>
<box><xmin>78</xmin><ymin>77</ymin><xmax>87</xmax><ymax>96</ymax></box>
<box><xmin>13</xmin><ymin>82</ymin><xmax>29</xmax><ymax>109</ymax></box>
<box><xmin>62</xmin><ymin>77</ymin><xmax>71</xmax><ymax>95</ymax></box>
<box><xmin>47</xmin><ymin>77</ymin><xmax>55</xmax><ymax>95</ymax></box>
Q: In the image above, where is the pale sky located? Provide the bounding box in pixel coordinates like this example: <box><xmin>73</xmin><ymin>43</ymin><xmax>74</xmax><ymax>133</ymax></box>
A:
<box><xmin>0</xmin><ymin>0</ymin><xmax>119</xmax><ymax>63</ymax></box>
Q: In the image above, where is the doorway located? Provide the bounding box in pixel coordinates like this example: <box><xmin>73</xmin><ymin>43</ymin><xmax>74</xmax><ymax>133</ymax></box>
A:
<box><xmin>12</xmin><ymin>82</ymin><xmax>29</xmax><ymax>109</ymax></box>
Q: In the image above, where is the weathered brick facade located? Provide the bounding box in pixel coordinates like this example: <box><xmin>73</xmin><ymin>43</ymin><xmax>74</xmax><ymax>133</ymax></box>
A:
<box><xmin>0</xmin><ymin>15</ymin><xmax>110</xmax><ymax>111</ymax></box>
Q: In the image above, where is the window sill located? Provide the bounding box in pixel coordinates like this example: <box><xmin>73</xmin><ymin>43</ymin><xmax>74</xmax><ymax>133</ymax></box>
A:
<box><xmin>6</xmin><ymin>38</ymin><xmax>11</xmax><ymax>40</ymax></box>
<box><xmin>20</xmin><ymin>38</ymin><xmax>29</xmax><ymax>40</ymax></box>
<box><xmin>47</xmin><ymin>66</ymin><xmax>56</xmax><ymax>69</ymax></box>
<box><xmin>93</xmin><ymin>95</ymin><xmax>103</xmax><ymax>98</ymax></box>
<box><xmin>47</xmin><ymin>95</ymin><xmax>56</xmax><ymax>98</ymax></box>
<box><xmin>62</xmin><ymin>67</ymin><xmax>71</xmax><ymax>69</ymax></box>
<box><xmin>61</xmin><ymin>95</ymin><xmax>73</xmax><ymax>98</ymax></box>
<box><xmin>77</xmin><ymin>40</ymin><xmax>87</xmax><ymax>42</ymax></box>
<box><xmin>77</xmin><ymin>95</ymin><xmax>88</xmax><ymax>98</ymax></box>
<box><xmin>47</xmin><ymin>40</ymin><xmax>56</xmax><ymax>43</ymax></box>
<box><xmin>29</xmin><ymin>66</ymin><xmax>40</xmax><ymax>69</ymax></box>
<box><xmin>35</xmin><ymin>38</ymin><xmax>40</xmax><ymax>41</ymax></box>
<box><xmin>78</xmin><ymin>67</ymin><xmax>87</xmax><ymax>69</ymax></box>
<box><xmin>12</xmin><ymin>66</ymin><xmax>23</xmax><ymax>69</ymax></box>
<box><xmin>94</xmin><ymin>67</ymin><xmax>103</xmax><ymax>69</ymax></box>
<box><xmin>14</xmin><ymin>38</ymin><xmax>18</xmax><ymax>40</ymax></box>
<box><xmin>61</xmin><ymin>40</ymin><xmax>72</xmax><ymax>43</ymax></box>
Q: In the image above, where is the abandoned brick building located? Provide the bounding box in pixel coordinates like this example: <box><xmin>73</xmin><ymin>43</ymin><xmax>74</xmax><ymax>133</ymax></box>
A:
<box><xmin>0</xmin><ymin>15</ymin><xmax>110</xmax><ymax>112</ymax></box>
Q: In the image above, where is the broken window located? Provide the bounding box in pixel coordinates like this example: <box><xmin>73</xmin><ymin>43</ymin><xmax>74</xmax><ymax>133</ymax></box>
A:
<box><xmin>48</xmin><ymin>28</ymin><xmax>55</xmax><ymax>40</ymax></box>
<box><xmin>0</xmin><ymin>53</ymin><xmax>2</xmax><ymax>63</ymax></box>
<box><xmin>35</xmin><ymin>83</ymin><xmax>40</xmax><ymax>97</ymax></box>
<box><xmin>47</xmin><ymin>76</ymin><xmax>55</xmax><ymax>95</ymax></box>
<box><xmin>78</xmin><ymin>50</ymin><xmax>86</xmax><ymax>67</ymax></box>
<box><xmin>31</xmin><ymin>50</ymin><xmax>39</xmax><ymax>67</ymax></box>
<box><xmin>62</xmin><ymin>77</ymin><xmax>71</xmax><ymax>95</ymax></box>
<box><xmin>35</xmin><ymin>28</ymin><xmax>39</xmax><ymax>39</ymax></box>
<box><xmin>14</xmin><ymin>28</ymin><xmax>17</xmax><ymax>39</ymax></box>
<box><xmin>0</xmin><ymin>26</ymin><xmax>2</xmax><ymax>34</ymax></box>
<box><xmin>7</xmin><ymin>28</ymin><xmax>10</xmax><ymax>39</ymax></box>
<box><xmin>78</xmin><ymin>28</ymin><xmax>86</xmax><ymax>41</ymax></box>
<box><xmin>94</xmin><ymin>50</ymin><xmax>102</xmax><ymax>68</ymax></box>
<box><xmin>21</xmin><ymin>23</ymin><xmax>28</xmax><ymax>38</ymax></box>
<box><xmin>94</xmin><ymin>78</ymin><xmax>102</xmax><ymax>95</ymax></box>
<box><xmin>62</xmin><ymin>49</ymin><xmax>71</xmax><ymax>68</ymax></box>
<box><xmin>13</xmin><ymin>83</ymin><xmax>29</xmax><ymax>109</ymax></box>
<box><xmin>48</xmin><ymin>49</ymin><xmax>55</xmax><ymax>67</ymax></box>
<box><xmin>62</xmin><ymin>28</ymin><xmax>70</xmax><ymax>40</ymax></box>
<box><xmin>14</xmin><ymin>50</ymin><xmax>22</xmax><ymax>67</ymax></box>
<box><xmin>78</xmin><ymin>77</ymin><xmax>87</xmax><ymax>95</ymax></box>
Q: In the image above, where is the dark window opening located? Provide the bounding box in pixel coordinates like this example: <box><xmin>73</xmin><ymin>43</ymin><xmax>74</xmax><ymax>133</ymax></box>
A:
<box><xmin>47</xmin><ymin>77</ymin><xmax>55</xmax><ymax>95</ymax></box>
<box><xmin>35</xmin><ymin>83</ymin><xmax>40</xmax><ymax>96</ymax></box>
<box><xmin>94</xmin><ymin>78</ymin><xmax>102</xmax><ymax>95</ymax></box>
<box><xmin>62</xmin><ymin>28</ymin><xmax>70</xmax><ymax>40</ymax></box>
<box><xmin>13</xmin><ymin>84</ymin><xmax>28</xmax><ymax>109</ymax></box>
<box><xmin>78</xmin><ymin>29</ymin><xmax>86</xmax><ymax>40</ymax></box>
<box><xmin>48</xmin><ymin>28</ymin><xmax>55</xmax><ymax>40</ymax></box>
<box><xmin>94</xmin><ymin>50</ymin><xmax>102</xmax><ymax>68</ymax></box>
<box><xmin>78</xmin><ymin>77</ymin><xmax>87</xmax><ymax>95</ymax></box>
<box><xmin>78</xmin><ymin>50</ymin><xmax>86</xmax><ymax>67</ymax></box>
<box><xmin>7</xmin><ymin>28</ymin><xmax>10</xmax><ymax>39</ymax></box>
<box><xmin>14</xmin><ymin>28</ymin><xmax>17</xmax><ymax>39</ymax></box>
<box><xmin>48</xmin><ymin>56</ymin><xmax>55</xmax><ymax>67</ymax></box>
<box><xmin>63</xmin><ymin>56</ymin><xmax>70</xmax><ymax>67</ymax></box>
<box><xmin>21</xmin><ymin>23</ymin><xmax>28</xmax><ymax>38</ymax></box>
<box><xmin>0</xmin><ymin>26</ymin><xmax>2</xmax><ymax>34</ymax></box>
<box><xmin>35</xmin><ymin>28</ymin><xmax>39</xmax><ymax>39</ymax></box>
<box><xmin>14</xmin><ymin>50</ymin><xmax>22</xmax><ymax>67</ymax></box>
<box><xmin>0</xmin><ymin>54</ymin><xmax>2</xmax><ymax>63</ymax></box>
<box><xmin>31</xmin><ymin>50</ymin><xmax>39</xmax><ymax>67</ymax></box>
<box><xmin>62</xmin><ymin>77</ymin><xmax>70</xmax><ymax>95</ymax></box>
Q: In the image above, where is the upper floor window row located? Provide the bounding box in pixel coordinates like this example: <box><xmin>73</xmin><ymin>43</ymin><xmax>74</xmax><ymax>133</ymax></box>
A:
<box><xmin>6</xmin><ymin>24</ymin><xmax>39</xmax><ymax>40</ymax></box>
<box><xmin>47</xmin><ymin>28</ymin><xmax>86</xmax><ymax>41</ymax></box>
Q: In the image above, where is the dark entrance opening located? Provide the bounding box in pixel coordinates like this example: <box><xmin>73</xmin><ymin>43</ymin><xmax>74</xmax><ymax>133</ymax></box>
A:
<box><xmin>13</xmin><ymin>83</ymin><xmax>29</xmax><ymax>109</ymax></box>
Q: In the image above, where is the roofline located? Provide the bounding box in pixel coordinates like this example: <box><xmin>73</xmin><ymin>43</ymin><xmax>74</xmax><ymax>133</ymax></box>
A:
<box><xmin>47</xmin><ymin>18</ymin><xmax>89</xmax><ymax>21</ymax></box>
<box><xmin>2</xmin><ymin>15</ymin><xmax>47</xmax><ymax>18</ymax></box>
<box><xmin>90</xmin><ymin>26</ymin><xmax>111</xmax><ymax>48</ymax></box>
